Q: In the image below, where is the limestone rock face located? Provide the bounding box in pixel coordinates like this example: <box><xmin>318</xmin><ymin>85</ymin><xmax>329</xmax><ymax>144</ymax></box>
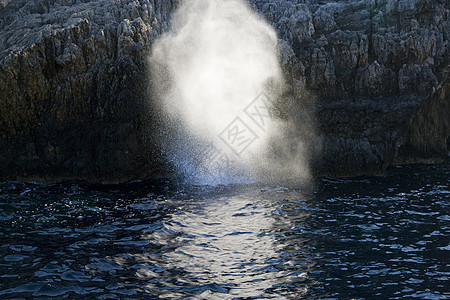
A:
<box><xmin>0</xmin><ymin>0</ymin><xmax>448</xmax><ymax>182</ymax></box>
<box><xmin>0</xmin><ymin>0</ymin><xmax>178</xmax><ymax>182</ymax></box>
<box><xmin>254</xmin><ymin>0</ymin><xmax>449</xmax><ymax>176</ymax></box>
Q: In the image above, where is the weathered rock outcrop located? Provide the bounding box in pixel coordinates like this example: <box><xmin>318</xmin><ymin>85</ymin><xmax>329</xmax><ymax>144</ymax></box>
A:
<box><xmin>0</xmin><ymin>0</ymin><xmax>448</xmax><ymax>182</ymax></box>
<box><xmin>253</xmin><ymin>0</ymin><xmax>449</xmax><ymax>176</ymax></box>
<box><xmin>0</xmin><ymin>0</ymin><xmax>177</xmax><ymax>182</ymax></box>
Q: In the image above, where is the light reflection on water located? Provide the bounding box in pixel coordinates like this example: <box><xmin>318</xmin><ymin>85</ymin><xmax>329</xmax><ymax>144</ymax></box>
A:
<box><xmin>156</xmin><ymin>192</ymin><xmax>311</xmax><ymax>299</ymax></box>
<box><xmin>0</xmin><ymin>164</ymin><xmax>449</xmax><ymax>299</ymax></box>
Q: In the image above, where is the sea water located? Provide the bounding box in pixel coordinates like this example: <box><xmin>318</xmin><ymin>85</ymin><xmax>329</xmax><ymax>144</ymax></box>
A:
<box><xmin>0</xmin><ymin>164</ymin><xmax>448</xmax><ymax>299</ymax></box>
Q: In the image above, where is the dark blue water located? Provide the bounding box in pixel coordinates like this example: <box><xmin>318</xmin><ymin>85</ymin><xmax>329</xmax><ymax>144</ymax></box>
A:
<box><xmin>0</xmin><ymin>164</ymin><xmax>449</xmax><ymax>299</ymax></box>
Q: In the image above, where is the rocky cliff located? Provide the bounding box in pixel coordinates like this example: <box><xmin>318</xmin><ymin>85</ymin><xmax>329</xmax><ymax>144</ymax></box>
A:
<box><xmin>0</xmin><ymin>0</ymin><xmax>177</xmax><ymax>183</ymax></box>
<box><xmin>254</xmin><ymin>0</ymin><xmax>449</xmax><ymax>176</ymax></box>
<box><xmin>0</xmin><ymin>0</ymin><xmax>448</xmax><ymax>183</ymax></box>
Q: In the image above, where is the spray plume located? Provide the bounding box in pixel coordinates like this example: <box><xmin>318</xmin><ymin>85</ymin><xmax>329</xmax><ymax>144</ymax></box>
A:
<box><xmin>150</xmin><ymin>0</ymin><xmax>312</xmax><ymax>185</ymax></box>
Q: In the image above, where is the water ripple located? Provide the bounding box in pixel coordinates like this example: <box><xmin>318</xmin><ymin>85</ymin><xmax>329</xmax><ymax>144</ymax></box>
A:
<box><xmin>0</xmin><ymin>164</ymin><xmax>449</xmax><ymax>298</ymax></box>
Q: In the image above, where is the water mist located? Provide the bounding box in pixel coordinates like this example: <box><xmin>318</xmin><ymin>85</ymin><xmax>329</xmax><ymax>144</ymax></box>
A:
<box><xmin>150</xmin><ymin>0</ymin><xmax>311</xmax><ymax>184</ymax></box>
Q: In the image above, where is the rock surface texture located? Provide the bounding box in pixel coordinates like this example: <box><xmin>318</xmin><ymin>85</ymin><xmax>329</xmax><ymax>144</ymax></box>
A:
<box><xmin>253</xmin><ymin>0</ymin><xmax>449</xmax><ymax>176</ymax></box>
<box><xmin>0</xmin><ymin>0</ymin><xmax>448</xmax><ymax>182</ymax></box>
<box><xmin>0</xmin><ymin>0</ymin><xmax>177</xmax><ymax>182</ymax></box>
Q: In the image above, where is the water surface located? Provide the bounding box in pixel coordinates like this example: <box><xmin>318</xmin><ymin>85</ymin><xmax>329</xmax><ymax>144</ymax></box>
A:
<box><xmin>0</xmin><ymin>164</ymin><xmax>449</xmax><ymax>299</ymax></box>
